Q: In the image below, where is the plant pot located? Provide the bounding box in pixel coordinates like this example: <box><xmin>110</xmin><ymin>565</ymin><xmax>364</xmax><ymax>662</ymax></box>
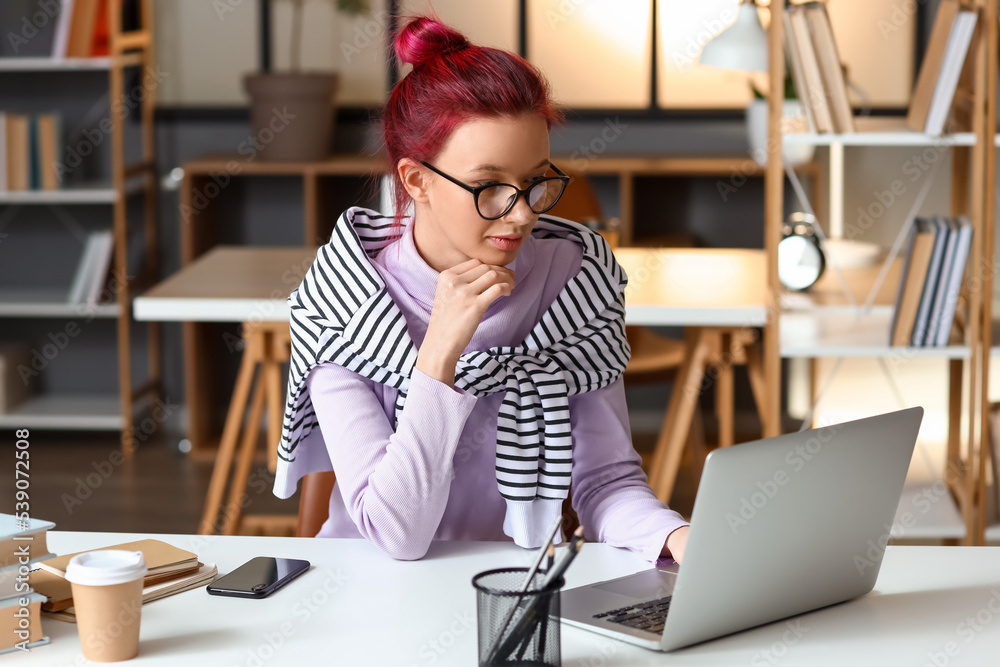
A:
<box><xmin>746</xmin><ymin>99</ymin><xmax>816</xmax><ymax>168</ymax></box>
<box><xmin>244</xmin><ymin>72</ymin><xmax>339</xmax><ymax>162</ymax></box>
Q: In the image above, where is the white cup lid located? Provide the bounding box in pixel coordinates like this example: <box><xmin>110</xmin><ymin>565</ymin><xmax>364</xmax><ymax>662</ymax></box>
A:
<box><xmin>65</xmin><ymin>550</ymin><xmax>148</xmax><ymax>586</ymax></box>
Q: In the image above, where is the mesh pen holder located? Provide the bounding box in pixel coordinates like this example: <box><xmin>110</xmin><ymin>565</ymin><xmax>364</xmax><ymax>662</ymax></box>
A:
<box><xmin>472</xmin><ymin>567</ymin><xmax>565</xmax><ymax>667</ymax></box>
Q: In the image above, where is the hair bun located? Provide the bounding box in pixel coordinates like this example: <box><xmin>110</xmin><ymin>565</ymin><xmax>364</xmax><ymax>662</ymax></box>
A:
<box><xmin>395</xmin><ymin>16</ymin><xmax>470</xmax><ymax>67</ymax></box>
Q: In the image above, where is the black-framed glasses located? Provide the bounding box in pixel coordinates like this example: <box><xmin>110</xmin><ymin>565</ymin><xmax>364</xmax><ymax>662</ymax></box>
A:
<box><xmin>420</xmin><ymin>161</ymin><xmax>570</xmax><ymax>220</ymax></box>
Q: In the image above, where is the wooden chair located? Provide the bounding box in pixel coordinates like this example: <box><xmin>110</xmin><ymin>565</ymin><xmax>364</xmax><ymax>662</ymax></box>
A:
<box><xmin>297</xmin><ymin>471</ymin><xmax>338</xmax><ymax>537</ymax></box>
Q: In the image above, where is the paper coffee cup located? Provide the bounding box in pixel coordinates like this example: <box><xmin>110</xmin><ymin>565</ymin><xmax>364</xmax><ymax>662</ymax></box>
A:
<box><xmin>65</xmin><ymin>550</ymin><xmax>148</xmax><ymax>662</ymax></box>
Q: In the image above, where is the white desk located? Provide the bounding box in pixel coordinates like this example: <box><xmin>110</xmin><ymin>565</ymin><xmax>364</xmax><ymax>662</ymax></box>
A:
<box><xmin>133</xmin><ymin>247</ymin><xmax>769</xmax><ymax>327</ymax></box>
<box><xmin>13</xmin><ymin>533</ymin><xmax>1000</xmax><ymax>666</ymax></box>
<box><xmin>616</xmin><ymin>248</ymin><xmax>768</xmax><ymax>327</ymax></box>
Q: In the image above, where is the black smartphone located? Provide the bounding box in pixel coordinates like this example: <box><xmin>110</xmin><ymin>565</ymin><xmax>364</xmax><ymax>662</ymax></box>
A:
<box><xmin>206</xmin><ymin>557</ymin><xmax>311</xmax><ymax>599</ymax></box>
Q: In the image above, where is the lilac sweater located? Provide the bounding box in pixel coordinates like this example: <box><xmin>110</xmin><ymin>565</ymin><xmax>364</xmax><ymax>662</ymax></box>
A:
<box><xmin>306</xmin><ymin>221</ymin><xmax>688</xmax><ymax>562</ymax></box>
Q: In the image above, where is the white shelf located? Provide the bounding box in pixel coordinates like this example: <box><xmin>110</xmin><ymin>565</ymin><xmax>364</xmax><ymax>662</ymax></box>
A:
<box><xmin>782</xmin><ymin>116</ymin><xmax>976</xmax><ymax>147</ymax></box>
<box><xmin>0</xmin><ymin>180</ymin><xmax>145</xmax><ymax>205</ymax></box>
<box><xmin>0</xmin><ymin>57</ymin><xmax>113</xmax><ymax>70</ymax></box>
<box><xmin>0</xmin><ymin>55</ymin><xmax>144</xmax><ymax>71</ymax></box>
<box><xmin>892</xmin><ymin>481</ymin><xmax>966</xmax><ymax>540</ymax></box>
<box><xmin>0</xmin><ymin>288</ymin><xmax>119</xmax><ymax>318</ymax></box>
<box><xmin>780</xmin><ymin>311</ymin><xmax>971</xmax><ymax>359</ymax></box>
<box><xmin>0</xmin><ymin>394</ymin><xmax>123</xmax><ymax>430</ymax></box>
<box><xmin>781</xmin><ymin>292</ymin><xmax>894</xmax><ymax>318</ymax></box>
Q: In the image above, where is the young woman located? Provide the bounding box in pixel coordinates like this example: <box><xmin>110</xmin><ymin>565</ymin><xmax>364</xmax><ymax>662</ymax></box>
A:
<box><xmin>274</xmin><ymin>15</ymin><xmax>690</xmax><ymax>563</ymax></box>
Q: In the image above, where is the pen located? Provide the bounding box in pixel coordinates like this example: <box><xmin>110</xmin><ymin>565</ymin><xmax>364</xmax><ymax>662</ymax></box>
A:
<box><xmin>497</xmin><ymin>526</ymin><xmax>586</xmax><ymax>662</ymax></box>
<box><xmin>484</xmin><ymin>515</ymin><xmax>563</xmax><ymax>665</ymax></box>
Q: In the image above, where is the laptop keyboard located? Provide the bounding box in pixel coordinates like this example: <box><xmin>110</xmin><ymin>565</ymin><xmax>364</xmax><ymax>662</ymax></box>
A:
<box><xmin>592</xmin><ymin>596</ymin><xmax>671</xmax><ymax>634</ymax></box>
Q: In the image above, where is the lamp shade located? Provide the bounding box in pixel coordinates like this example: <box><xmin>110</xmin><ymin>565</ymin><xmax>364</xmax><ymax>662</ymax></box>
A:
<box><xmin>698</xmin><ymin>2</ymin><xmax>768</xmax><ymax>73</ymax></box>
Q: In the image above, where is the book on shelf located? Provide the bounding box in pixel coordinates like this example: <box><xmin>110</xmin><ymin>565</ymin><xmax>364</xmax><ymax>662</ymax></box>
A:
<box><xmin>929</xmin><ymin>216</ymin><xmax>972</xmax><ymax>346</ymax></box>
<box><xmin>91</xmin><ymin>0</ymin><xmax>111</xmax><ymax>57</ymax></box>
<box><xmin>801</xmin><ymin>2</ymin><xmax>854</xmax><ymax>134</ymax></box>
<box><xmin>784</xmin><ymin>2</ymin><xmax>854</xmax><ymax>134</ymax></box>
<box><xmin>52</xmin><ymin>0</ymin><xmax>77</xmax><ymax>58</ymax></box>
<box><xmin>888</xmin><ymin>215</ymin><xmax>972</xmax><ymax>348</ymax></box>
<box><xmin>889</xmin><ymin>222</ymin><xmax>935</xmax><ymax>347</ymax></box>
<box><xmin>37</xmin><ymin>113</ymin><xmax>62</xmax><ymax>190</ymax></box>
<box><xmin>785</xmin><ymin>5</ymin><xmax>834</xmax><ymax>133</ymax></box>
<box><xmin>907</xmin><ymin>0</ymin><xmax>978</xmax><ymax>135</ymax></box>
<box><xmin>1</xmin><ymin>111</ymin><xmax>62</xmax><ymax>192</ymax></box>
<box><xmin>66</xmin><ymin>230</ymin><xmax>114</xmax><ymax>305</ymax></box>
<box><xmin>0</xmin><ymin>113</ymin><xmax>6</xmax><ymax>192</ymax></box>
<box><xmin>85</xmin><ymin>230</ymin><xmax>115</xmax><ymax>304</ymax></box>
<box><xmin>4</xmin><ymin>113</ymin><xmax>29</xmax><ymax>191</ymax></box>
<box><xmin>910</xmin><ymin>217</ymin><xmax>949</xmax><ymax>347</ymax></box>
<box><xmin>65</xmin><ymin>0</ymin><xmax>102</xmax><ymax>58</ymax></box>
<box><xmin>782</xmin><ymin>11</ymin><xmax>816</xmax><ymax>133</ymax></box>
<box><xmin>0</xmin><ymin>514</ymin><xmax>56</xmax><ymax>570</ymax></box>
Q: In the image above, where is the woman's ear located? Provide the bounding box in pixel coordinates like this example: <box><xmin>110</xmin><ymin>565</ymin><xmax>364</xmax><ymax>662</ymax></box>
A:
<box><xmin>398</xmin><ymin>158</ymin><xmax>431</xmax><ymax>204</ymax></box>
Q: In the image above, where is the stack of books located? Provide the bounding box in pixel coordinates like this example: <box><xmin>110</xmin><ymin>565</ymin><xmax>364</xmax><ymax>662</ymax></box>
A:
<box><xmin>29</xmin><ymin>539</ymin><xmax>217</xmax><ymax>623</ymax></box>
<box><xmin>889</xmin><ymin>216</ymin><xmax>973</xmax><ymax>348</ymax></box>
<box><xmin>783</xmin><ymin>1</ymin><xmax>855</xmax><ymax>134</ymax></box>
<box><xmin>0</xmin><ymin>112</ymin><xmax>62</xmax><ymax>192</ymax></box>
<box><xmin>907</xmin><ymin>0</ymin><xmax>978</xmax><ymax>136</ymax></box>
<box><xmin>67</xmin><ymin>231</ymin><xmax>115</xmax><ymax>306</ymax></box>
<box><xmin>1</xmin><ymin>514</ymin><xmax>56</xmax><ymax>654</ymax></box>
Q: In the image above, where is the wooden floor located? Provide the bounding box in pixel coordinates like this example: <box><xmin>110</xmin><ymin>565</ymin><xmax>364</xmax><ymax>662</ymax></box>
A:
<box><xmin>17</xmin><ymin>427</ymin><xmax>724</xmax><ymax>535</ymax></box>
<box><xmin>17</xmin><ymin>431</ymin><xmax>299</xmax><ymax>535</ymax></box>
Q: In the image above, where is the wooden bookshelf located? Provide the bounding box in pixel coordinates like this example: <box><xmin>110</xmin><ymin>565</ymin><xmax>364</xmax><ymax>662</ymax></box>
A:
<box><xmin>0</xmin><ymin>0</ymin><xmax>160</xmax><ymax>457</ymax></box>
<box><xmin>767</xmin><ymin>0</ymin><xmax>998</xmax><ymax>544</ymax></box>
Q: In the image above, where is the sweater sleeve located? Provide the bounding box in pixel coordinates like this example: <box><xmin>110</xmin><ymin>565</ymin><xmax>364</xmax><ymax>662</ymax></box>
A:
<box><xmin>306</xmin><ymin>362</ymin><xmax>478</xmax><ymax>560</ymax></box>
<box><xmin>570</xmin><ymin>376</ymin><xmax>690</xmax><ymax>563</ymax></box>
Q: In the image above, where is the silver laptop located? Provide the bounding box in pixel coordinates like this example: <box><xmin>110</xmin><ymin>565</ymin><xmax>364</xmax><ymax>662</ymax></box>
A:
<box><xmin>561</xmin><ymin>407</ymin><xmax>923</xmax><ymax>652</ymax></box>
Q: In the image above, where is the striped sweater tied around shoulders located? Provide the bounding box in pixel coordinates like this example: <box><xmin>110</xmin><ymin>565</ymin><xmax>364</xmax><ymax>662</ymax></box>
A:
<box><xmin>276</xmin><ymin>207</ymin><xmax>631</xmax><ymax>548</ymax></box>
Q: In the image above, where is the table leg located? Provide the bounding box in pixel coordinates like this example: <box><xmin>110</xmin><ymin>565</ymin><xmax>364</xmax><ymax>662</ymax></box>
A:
<box><xmin>716</xmin><ymin>331</ymin><xmax>734</xmax><ymax>448</ymax></box>
<box><xmin>264</xmin><ymin>329</ymin><xmax>285</xmax><ymax>474</ymax></box>
<box><xmin>744</xmin><ymin>338</ymin><xmax>767</xmax><ymax>435</ymax></box>
<box><xmin>198</xmin><ymin>329</ymin><xmax>260</xmax><ymax>535</ymax></box>
<box><xmin>647</xmin><ymin>328</ymin><xmax>711</xmax><ymax>503</ymax></box>
<box><xmin>222</xmin><ymin>376</ymin><xmax>267</xmax><ymax>536</ymax></box>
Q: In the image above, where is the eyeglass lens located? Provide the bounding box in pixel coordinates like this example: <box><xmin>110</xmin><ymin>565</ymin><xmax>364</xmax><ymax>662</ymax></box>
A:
<box><xmin>477</xmin><ymin>180</ymin><xmax>564</xmax><ymax>218</ymax></box>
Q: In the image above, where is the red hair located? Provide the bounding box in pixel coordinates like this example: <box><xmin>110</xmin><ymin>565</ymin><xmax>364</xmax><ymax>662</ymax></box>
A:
<box><xmin>382</xmin><ymin>16</ymin><xmax>563</xmax><ymax>220</ymax></box>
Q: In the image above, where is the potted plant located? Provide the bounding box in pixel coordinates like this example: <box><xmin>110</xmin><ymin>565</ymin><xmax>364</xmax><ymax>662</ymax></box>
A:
<box><xmin>745</xmin><ymin>74</ymin><xmax>815</xmax><ymax>167</ymax></box>
<box><xmin>245</xmin><ymin>0</ymin><xmax>370</xmax><ymax>162</ymax></box>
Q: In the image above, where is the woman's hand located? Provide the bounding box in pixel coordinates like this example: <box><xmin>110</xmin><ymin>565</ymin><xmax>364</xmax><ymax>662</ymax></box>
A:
<box><xmin>415</xmin><ymin>258</ymin><xmax>516</xmax><ymax>386</ymax></box>
<box><xmin>662</xmin><ymin>526</ymin><xmax>690</xmax><ymax>564</ymax></box>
